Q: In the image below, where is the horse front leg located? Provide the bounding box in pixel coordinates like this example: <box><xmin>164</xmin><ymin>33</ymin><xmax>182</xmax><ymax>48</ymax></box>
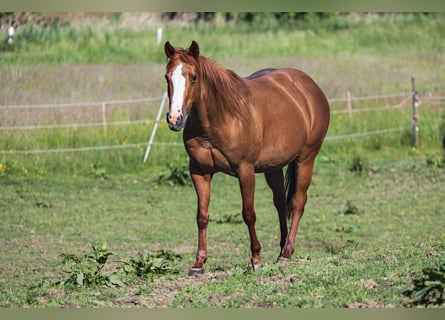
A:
<box><xmin>238</xmin><ymin>163</ymin><xmax>262</xmax><ymax>270</ymax></box>
<box><xmin>189</xmin><ymin>166</ymin><xmax>213</xmax><ymax>275</ymax></box>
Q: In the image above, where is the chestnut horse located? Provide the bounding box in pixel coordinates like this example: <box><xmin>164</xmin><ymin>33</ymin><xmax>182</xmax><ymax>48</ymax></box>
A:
<box><xmin>164</xmin><ymin>41</ymin><xmax>330</xmax><ymax>275</ymax></box>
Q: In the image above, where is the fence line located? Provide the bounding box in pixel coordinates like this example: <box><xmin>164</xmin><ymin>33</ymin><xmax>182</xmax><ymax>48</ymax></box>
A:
<box><xmin>324</xmin><ymin>126</ymin><xmax>408</xmax><ymax>141</ymax></box>
<box><xmin>422</xmin><ymin>95</ymin><xmax>445</xmax><ymax>101</ymax></box>
<box><xmin>0</xmin><ymin>92</ymin><xmax>412</xmax><ymax>110</ymax></box>
<box><xmin>0</xmin><ymin>96</ymin><xmax>163</xmax><ymax>110</ymax></box>
<box><xmin>328</xmin><ymin>92</ymin><xmax>409</xmax><ymax>103</ymax></box>
<box><xmin>0</xmin><ymin>119</ymin><xmax>151</xmax><ymax>131</ymax></box>
<box><xmin>0</xmin><ymin>104</ymin><xmax>412</xmax><ymax>131</ymax></box>
<box><xmin>0</xmin><ymin>90</ymin><xmax>442</xmax><ymax>155</ymax></box>
<box><xmin>0</xmin><ymin>142</ymin><xmax>148</xmax><ymax>155</ymax></box>
<box><xmin>423</xmin><ymin>101</ymin><xmax>445</xmax><ymax>106</ymax></box>
<box><xmin>421</xmin><ymin>96</ymin><xmax>445</xmax><ymax>106</ymax></box>
<box><xmin>0</xmin><ymin>126</ymin><xmax>410</xmax><ymax>155</ymax></box>
<box><xmin>330</xmin><ymin>100</ymin><xmax>409</xmax><ymax>115</ymax></box>
<box><xmin>0</xmin><ymin>94</ymin><xmax>415</xmax><ymax>132</ymax></box>
<box><xmin>0</xmin><ymin>91</ymin><xmax>441</xmax><ymax>111</ymax></box>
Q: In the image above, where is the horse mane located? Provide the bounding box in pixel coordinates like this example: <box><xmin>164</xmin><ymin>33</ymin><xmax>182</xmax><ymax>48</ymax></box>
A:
<box><xmin>171</xmin><ymin>49</ymin><xmax>250</xmax><ymax>120</ymax></box>
<box><xmin>198</xmin><ymin>56</ymin><xmax>250</xmax><ymax>119</ymax></box>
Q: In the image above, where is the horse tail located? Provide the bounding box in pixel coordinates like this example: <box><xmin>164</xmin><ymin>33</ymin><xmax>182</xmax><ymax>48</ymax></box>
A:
<box><xmin>284</xmin><ymin>159</ymin><xmax>297</xmax><ymax>220</ymax></box>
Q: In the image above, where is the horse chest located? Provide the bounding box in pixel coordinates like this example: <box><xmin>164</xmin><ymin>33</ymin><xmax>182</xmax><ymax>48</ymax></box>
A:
<box><xmin>184</xmin><ymin>136</ymin><xmax>234</xmax><ymax>174</ymax></box>
<box><xmin>209</xmin><ymin>147</ymin><xmax>236</xmax><ymax>174</ymax></box>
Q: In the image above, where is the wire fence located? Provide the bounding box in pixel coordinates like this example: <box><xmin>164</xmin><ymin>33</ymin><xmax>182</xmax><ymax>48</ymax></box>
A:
<box><xmin>0</xmin><ymin>90</ymin><xmax>443</xmax><ymax>157</ymax></box>
<box><xmin>0</xmin><ymin>120</ymin><xmax>151</xmax><ymax>131</ymax></box>
<box><xmin>0</xmin><ymin>97</ymin><xmax>162</xmax><ymax>110</ymax></box>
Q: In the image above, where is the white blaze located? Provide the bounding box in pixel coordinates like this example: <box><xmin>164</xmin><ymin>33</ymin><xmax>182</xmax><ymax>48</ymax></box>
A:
<box><xmin>171</xmin><ymin>63</ymin><xmax>186</xmax><ymax>118</ymax></box>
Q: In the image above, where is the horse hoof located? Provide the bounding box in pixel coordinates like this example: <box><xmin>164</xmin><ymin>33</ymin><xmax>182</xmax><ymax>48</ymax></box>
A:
<box><xmin>250</xmin><ymin>259</ymin><xmax>263</xmax><ymax>271</ymax></box>
<box><xmin>276</xmin><ymin>257</ymin><xmax>290</xmax><ymax>265</ymax></box>
<box><xmin>250</xmin><ymin>263</ymin><xmax>263</xmax><ymax>272</ymax></box>
<box><xmin>188</xmin><ymin>268</ymin><xmax>204</xmax><ymax>276</ymax></box>
<box><xmin>253</xmin><ymin>264</ymin><xmax>263</xmax><ymax>271</ymax></box>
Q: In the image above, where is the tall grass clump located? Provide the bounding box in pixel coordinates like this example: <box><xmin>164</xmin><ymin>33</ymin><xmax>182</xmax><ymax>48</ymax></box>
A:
<box><xmin>1</xmin><ymin>23</ymin><xmax>166</xmax><ymax>65</ymax></box>
<box><xmin>2</xmin><ymin>13</ymin><xmax>445</xmax><ymax>65</ymax></box>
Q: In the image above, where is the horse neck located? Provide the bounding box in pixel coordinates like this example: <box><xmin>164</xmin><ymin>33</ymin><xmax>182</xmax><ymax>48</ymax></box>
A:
<box><xmin>195</xmin><ymin>59</ymin><xmax>250</xmax><ymax>132</ymax></box>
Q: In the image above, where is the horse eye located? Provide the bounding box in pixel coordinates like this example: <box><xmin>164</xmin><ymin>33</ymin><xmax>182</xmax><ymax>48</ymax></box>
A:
<box><xmin>190</xmin><ymin>74</ymin><xmax>197</xmax><ymax>83</ymax></box>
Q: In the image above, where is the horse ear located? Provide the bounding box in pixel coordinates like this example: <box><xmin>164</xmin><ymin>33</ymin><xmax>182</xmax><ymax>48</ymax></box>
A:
<box><xmin>189</xmin><ymin>40</ymin><xmax>200</xmax><ymax>59</ymax></box>
<box><xmin>164</xmin><ymin>41</ymin><xmax>176</xmax><ymax>58</ymax></box>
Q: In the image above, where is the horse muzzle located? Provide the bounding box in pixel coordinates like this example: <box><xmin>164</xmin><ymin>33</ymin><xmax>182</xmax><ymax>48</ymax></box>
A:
<box><xmin>166</xmin><ymin>112</ymin><xmax>187</xmax><ymax>131</ymax></box>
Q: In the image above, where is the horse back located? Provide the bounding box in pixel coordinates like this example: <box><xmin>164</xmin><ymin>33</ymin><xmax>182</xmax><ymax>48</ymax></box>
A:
<box><xmin>247</xmin><ymin>67</ymin><xmax>329</xmax><ymax>133</ymax></box>
<box><xmin>245</xmin><ymin>68</ymin><xmax>330</xmax><ymax>165</ymax></box>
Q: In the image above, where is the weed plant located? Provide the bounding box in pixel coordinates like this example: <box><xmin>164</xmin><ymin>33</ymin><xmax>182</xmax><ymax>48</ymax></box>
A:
<box><xmin>118</xmin><ymin>250</ymin><xmax>182</xmax><ymax>281</ymax></box>
<box><xmin>58</xmin><ymin>243</ymin><xmax>182</xmax><ymax>287</ymax></box>
<box><xmin>404</xmin><ymin>261</ymin><xmax>445</xmax><ymax>306</ymax></box>
<box><xmin>58</xmin><ymin>242</ymin><xmax>115</xmax><ymax>287</ymax></box>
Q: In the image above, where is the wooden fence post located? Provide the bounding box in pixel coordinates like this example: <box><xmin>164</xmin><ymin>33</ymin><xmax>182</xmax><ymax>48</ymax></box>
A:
<box><xmin>102</xmin><ymin>102</ymin><xmax>107</xmax><ymax>136</ymax></box>
<box><xmin>347</xmin><ymin>90</ymin><xmax>352</xmax><ymax>118</ymax></box>
<box><xmin>411</xmin><ymin>76</ymin><xmax>419</xmax><ymax>147</ymax></box>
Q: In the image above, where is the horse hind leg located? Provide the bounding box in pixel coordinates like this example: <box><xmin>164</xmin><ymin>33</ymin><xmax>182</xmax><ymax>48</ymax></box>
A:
<box><xmin>279</xmin><ymin>158</ymin><xmax>316</xmax><ymax>262</ymax></box>
<box><xmin>264</xmin><ymin>170</ymin><xmax>288</xmax><ymax>260</ymax></box>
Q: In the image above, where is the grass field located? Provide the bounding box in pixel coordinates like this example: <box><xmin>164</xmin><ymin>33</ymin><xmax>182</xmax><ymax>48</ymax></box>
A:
<box><xmin>0</xmin><ymin>13</ymin><xmax>444</xmax><ymax>308</ymax></box>
<box><xmin>0</xmin><ymin>159</ymin><xmax>443</xmax><ymax>307</ymax></box>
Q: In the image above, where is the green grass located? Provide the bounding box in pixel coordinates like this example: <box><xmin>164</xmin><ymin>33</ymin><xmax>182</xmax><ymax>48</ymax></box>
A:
<box><xmin>1</xmin><ymin>13</ymin><xmax>445</xmax><ymax>308</ymax></box>
<box><xmin>0</xmin><ymin>159</ymin><xmax>443</xmax><ymax>307</ymax></box>
<box><xmin>1</xmin><ymin>13</ymin><xmax>445</xmax><ymax>65</ymax></box>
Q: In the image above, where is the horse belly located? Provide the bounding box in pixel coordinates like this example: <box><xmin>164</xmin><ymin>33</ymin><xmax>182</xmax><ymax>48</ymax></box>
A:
<box><xmin>255</xmin><ymin>136</ymin><xmax>305</xmax><ymax>172</ymax></box>
<box><xmin>254</xmin><ymin>106</ymin><xmax>308</xmax><ymax>172</ymax></box>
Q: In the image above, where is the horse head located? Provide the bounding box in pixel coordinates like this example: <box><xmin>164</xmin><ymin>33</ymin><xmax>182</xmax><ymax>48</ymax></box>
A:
<box><xmin>164</xmin><ymin>41</ymin><xmax>200</xmax><ymax>131</ymax></box>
